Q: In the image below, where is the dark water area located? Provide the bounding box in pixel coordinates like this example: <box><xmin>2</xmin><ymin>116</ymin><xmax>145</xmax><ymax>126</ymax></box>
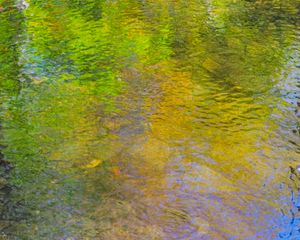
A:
<box><xmin>0</xmin><ymin>0</ymin><xmax>300</xmax><ymax>239</ymax></box>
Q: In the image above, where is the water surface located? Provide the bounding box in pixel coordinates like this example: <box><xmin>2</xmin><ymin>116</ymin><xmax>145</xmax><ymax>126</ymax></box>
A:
<box><xmin>0</xmin><ymin>0</ymin><xmax>300</xmax><ymax>239</ymax></box>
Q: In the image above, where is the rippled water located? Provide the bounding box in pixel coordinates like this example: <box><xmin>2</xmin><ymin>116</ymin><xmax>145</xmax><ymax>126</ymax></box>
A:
<box><xmin>0</xmin><ymin>0</ymin><xmax>300</xmax><ymax>239</ymax></box>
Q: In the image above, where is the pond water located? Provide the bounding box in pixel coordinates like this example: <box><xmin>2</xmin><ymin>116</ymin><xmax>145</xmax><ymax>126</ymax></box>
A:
<box><xmin>0</xmin><ymin>0</ymin><xmax>300</xmax><ymax>239</ymax></box>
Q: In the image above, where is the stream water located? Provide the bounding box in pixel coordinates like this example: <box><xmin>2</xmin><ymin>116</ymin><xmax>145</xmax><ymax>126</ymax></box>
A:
<box><xmin>0</xmin><ymin>0</ymin><xmax>300</xmax><ymax>239</ymax></box>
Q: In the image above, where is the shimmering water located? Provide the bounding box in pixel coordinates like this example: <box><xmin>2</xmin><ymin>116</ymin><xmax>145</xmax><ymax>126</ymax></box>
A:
<box><xmin>0</xmin><ymin>0</ymin><xmax>300</xmax><ymax>239</ymax></box>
